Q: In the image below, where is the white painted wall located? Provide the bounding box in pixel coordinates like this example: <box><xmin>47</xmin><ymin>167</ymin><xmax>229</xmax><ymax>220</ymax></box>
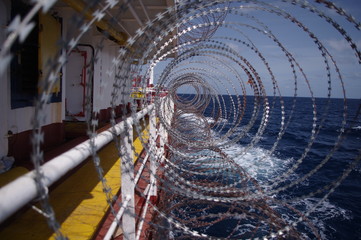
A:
<box><xmin>92</xmin><ymin>37</ymin><xmax>123</xmax><ymax>113</ymax></box>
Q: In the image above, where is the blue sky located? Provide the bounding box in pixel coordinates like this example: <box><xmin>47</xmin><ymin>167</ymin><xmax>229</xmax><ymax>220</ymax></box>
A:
<box><xmin>152</xmin><ymin>0</ymin><xmax>361</xmax><ymax>99</ymax></box>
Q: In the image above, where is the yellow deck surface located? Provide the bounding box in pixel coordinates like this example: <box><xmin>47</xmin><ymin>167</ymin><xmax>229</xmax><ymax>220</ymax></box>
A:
<box><xmin>0</xmin><ymin>167</ymin><xmax>29</xmax><ymax>188</ymax></box>
<box><xmin>0</xmin><ymin>125</ymin><xmax>148</xmax><ymax>240</ymax></box>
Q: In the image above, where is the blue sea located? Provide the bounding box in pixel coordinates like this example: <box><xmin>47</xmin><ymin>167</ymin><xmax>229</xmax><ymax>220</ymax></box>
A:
<box><xmin>164</xmin><ymin>95</ymin><xmax>361</xmax><ymax>240</ymax></box>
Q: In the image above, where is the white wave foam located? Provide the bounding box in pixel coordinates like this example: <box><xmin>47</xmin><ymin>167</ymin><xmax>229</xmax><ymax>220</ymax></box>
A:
<box><xmin>218</xmin><ymin>117</ymin><xmax>228</xmax><ymax>123</ymax></box>
<box><xmin>352</xmin><ymin>125</ymin><xmax>361</xmax><ymax>130</ymax></box>
<box><xmin>229</xmin><ymin>126</ymin><xmax>253</xmax><ymax>139</ymax></box>
<box><xmin>222</xmin><ymin>143</ymin><xmax>293</xmax><ymax>182</ymax></box>
<box><xmin>205</xmin><ymin>117</ymin><xmax>215</xmax><ymax>124</ymax></box>
<box><xmin>290</xmin><ymin>197</ymin><xmax>352</xmax><ymax>239</ymax></box>
<box><xmin>178</xmin><ymin>113</ymin><xmax>206</xmax><ymax>126</ymax></box>
<box><xmin>224</xmin><ymin>141</ymin><xmax>351</xmax><ymax>239</ymax></box>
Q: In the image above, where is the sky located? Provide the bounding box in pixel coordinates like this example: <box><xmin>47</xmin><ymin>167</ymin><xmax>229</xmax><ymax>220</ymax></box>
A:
<box><xmin>152</xmin><ymin>0</ymin><xmax>361</xmax><ymax>99</ymax></box>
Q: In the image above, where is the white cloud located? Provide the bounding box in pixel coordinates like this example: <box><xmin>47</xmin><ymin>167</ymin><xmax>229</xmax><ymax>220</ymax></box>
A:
<box><xmin>326</xmin><ymin>39</ymin><xmax>361</xmax><ymax>52</ymax></box>
<box><xmin>326</xmin><ymin>39</ymin><xmax>350</xmax><ymax>52</ymax></box>
<box><xmin>226</xmin><ymin>42</ymin><xmax>244</xmax><ymax>52</ymax></box>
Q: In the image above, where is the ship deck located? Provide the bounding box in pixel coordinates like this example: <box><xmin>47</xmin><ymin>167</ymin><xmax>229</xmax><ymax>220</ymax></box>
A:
<box><xmin>0</xmin><ymin>122</ymin><xmax>156</xmax><ymax>240</ymax></box>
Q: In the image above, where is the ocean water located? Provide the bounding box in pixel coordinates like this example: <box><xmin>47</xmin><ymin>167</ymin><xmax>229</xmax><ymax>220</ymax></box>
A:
<box><xmin>168</xmin><ymin>95</ymin><xmax>360</xmax><ymax>239</ymax></box>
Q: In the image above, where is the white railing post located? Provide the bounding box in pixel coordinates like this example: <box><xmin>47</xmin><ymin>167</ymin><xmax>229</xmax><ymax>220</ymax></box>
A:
<box><xmin>159</xmin><ymin>123</ymin><xmax>165</xmax><ymax>157</ymax></box>
<box><xmin>103</xmin><ymin>195</ymin><xmax>131</xmax><ymax>240</ymax></box>
<box><xmin>149</xmin><ymin>108</ymin><xmax>157</xmax><ymax>197</ymax></box>
<box><xmin>120</xmin><ymin>119</ymin><xmax>136</xmax><ymax>240</ymax></box>
<box><xmin>159</xmin><ymin>97</ymin><xmax>173</xmax><ymax>158</ymax></box>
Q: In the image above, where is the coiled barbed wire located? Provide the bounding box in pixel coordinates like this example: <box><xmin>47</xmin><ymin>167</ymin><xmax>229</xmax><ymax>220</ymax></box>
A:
<box><xmin>0</xmin><ymin>0</ymin><xmax>360</xmax><ymax>239</ymax></box>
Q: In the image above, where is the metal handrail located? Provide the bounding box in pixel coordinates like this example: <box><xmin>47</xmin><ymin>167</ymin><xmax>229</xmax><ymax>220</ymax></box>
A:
<box><xmin>0</xmin><ymin>104</ymin><xmax>154</xmax><ymax>224</ymax></box>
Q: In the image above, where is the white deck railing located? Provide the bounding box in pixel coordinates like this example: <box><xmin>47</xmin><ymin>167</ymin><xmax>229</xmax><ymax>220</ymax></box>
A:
<box><xmin>0</xmin><ymin>104</ymin><xmax>154</xmax><ymax>224</ymax></box>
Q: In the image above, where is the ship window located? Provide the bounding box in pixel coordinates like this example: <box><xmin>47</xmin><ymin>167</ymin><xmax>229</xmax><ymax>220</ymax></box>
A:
<box><xmin>10</xmin><ymin>0</ymin><xmax>39</xmax><ymax>109</ymax></box>
<box><xmin>10</xmin><ymin>0</ymin><xmax>62</xmax><ymax>109</ymax></box>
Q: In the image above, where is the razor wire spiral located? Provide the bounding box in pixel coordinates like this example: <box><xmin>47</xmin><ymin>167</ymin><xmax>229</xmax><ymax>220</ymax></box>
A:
<box><xmin>0</xmin><ymin>0</ymin><xmax>360</xmax><ymax>239</ymax></box>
